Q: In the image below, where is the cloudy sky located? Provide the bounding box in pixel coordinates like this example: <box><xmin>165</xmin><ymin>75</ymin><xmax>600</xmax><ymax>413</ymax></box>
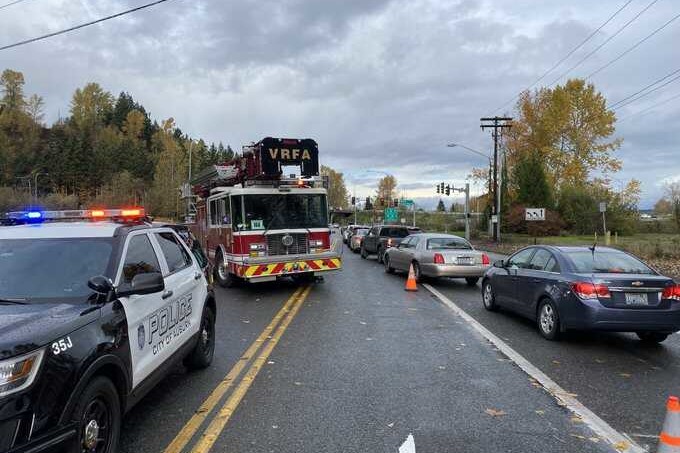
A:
<box><xmin>1</xmin><ymin>0</ymin><xmax>678</xmax><ymax>208</ymax></box>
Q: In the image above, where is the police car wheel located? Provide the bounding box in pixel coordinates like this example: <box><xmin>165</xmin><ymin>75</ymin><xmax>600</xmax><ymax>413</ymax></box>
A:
<box><xmin>71</xmin><ymin>377</ymin><xmax>120</xmax><ymax>453</ymax></box>
<box><xmin>185</xmin><ymin>308</ymin><xmax>215</xmax><ymax>370</ymax></box>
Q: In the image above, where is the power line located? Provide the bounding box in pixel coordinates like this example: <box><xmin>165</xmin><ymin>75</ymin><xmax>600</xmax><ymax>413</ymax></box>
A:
<box><xmin>610</xmin><ymin>67</ymin><xmax>680</xmax><ymax>109</ymax></box>
<box><xmin>0</xmin><ymin>0</ymin><xmax>176</xmax><ymax>52</ymax></box>
<box><xmin>0</xmin><ymin>0</ymin><xmax>31</xmax><ymax>10</ymax></box>
<box><xmin>614</xmin><ymin>72</ymin><xmax>680</xmax><ymax>110</ymax></box>
<box><xmin>587</xmin><ymin>11</ymin><xmax>680</xmax><ymax>79</ymax></box>
<box><xmin>618</xmin><ymin>91</ymin><xmax>680</xmax><ymax>121</ymax></box>
<box><xmin>491</xmin><ymin>0</ymin><xmax>634</xmax><ymax>114</ymax></box>
<box><xmin>545</xmin><ymin>0</ymin><xmax>660</xmax><ymax>87</ymax></box>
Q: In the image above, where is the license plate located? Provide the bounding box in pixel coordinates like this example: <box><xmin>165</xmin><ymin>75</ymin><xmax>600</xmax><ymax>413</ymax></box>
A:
<box><xmin>624</xmin><ymin>293</ymin><xmax>648</xmax><ymax>305</ymax></box>
<box><xmin>456</xmin><ymin>256</ymin><xmax>473</xmax><ymax>265</ymax></box>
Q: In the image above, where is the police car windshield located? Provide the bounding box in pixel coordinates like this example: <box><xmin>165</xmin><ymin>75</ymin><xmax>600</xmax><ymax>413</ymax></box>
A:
<box><xmin>238</xmin><ymin>194</ymin><xmax>328</xmax><ymax>230</ymax></box>
<box><xmin>0</xmin><ymin>238</ymin><xmax>114</xmax><ymax>302</ymax></box>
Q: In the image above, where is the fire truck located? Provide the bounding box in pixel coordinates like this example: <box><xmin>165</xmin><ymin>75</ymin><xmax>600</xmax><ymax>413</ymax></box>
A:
<box><xmin>189</xmin><ymin>137</ymin><xmax>342</xmax><ymax>287</ymax></box>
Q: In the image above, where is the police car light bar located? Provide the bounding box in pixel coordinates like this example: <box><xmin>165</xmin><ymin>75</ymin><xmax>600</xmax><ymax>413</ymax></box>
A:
<box><xmin>6</xmin><ymin>208</ymin><xmax>146</xmax><ymax>221</ymax></box>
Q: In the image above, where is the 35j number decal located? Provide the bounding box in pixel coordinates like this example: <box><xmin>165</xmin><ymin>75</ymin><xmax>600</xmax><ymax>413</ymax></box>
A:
<box><xmin>51</xmin><ymin>336</ymin><xmax>73</xmax><ymax>355</ymax></box>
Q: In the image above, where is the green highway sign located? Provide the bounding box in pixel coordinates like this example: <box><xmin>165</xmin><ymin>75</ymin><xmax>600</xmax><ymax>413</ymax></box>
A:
<box><xmin>399</xmin><ymin>199</ymin><xmax>414</xmax><ymax>207</ymax></box>
<box><xmin>384</xmin><ymin>207</ymin><xmax>399</xmax><ymax>223</ymax></box>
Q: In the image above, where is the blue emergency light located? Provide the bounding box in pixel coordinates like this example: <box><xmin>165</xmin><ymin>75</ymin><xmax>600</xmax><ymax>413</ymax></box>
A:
<box><xmin>26</xmin><ymin>211</ymin><xmax>43</xmax><ymax>219</ymax></box>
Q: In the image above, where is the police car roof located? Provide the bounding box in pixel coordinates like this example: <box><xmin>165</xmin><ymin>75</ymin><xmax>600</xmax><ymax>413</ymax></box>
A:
<box><xmin>0</xmin><ymin>221</ymin><xmax>148</xmax><ymax>239</ymax></box>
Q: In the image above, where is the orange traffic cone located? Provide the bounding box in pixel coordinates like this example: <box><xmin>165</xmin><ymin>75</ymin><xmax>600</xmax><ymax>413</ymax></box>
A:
<box><xmin>658</xmin><ymin>396</ymin><xmax>680</xmax><ymax>452</ymax></box>
<box><xmin>405</xmin><ymin>263</ymin><xmax>418</xmax><ymax>292</ymax></box>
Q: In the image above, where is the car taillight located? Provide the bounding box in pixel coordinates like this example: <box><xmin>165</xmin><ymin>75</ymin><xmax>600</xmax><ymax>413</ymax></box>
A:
<box><xmin>482</xmin><ymin>253</ymin><xmax>490</xmax><ymax>265</ymax></box>
<box><xmin>662</xmin><ymin>285</ymin><xmax>680</xmax><ymax>301</ymax></box>
<box><xmin>571</xmin><ymin>282</ymin><xmax>611</xmax><ymax>299</ymax></box>
<box><xmin>434</xmin><ymin>253</ymin><xmax>445</xmax><ymax>265</ymax></box>
<box><xmin>387</xmin><ymin>239</ymin><xmax>394</xmax><ymax>247</ymax></box>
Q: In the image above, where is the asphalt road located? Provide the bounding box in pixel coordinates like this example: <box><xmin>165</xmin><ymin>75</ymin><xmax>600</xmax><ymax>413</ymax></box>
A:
<box><xmin>118</xmin><ymin>238</ymin><xmax>626</xmax><ymax>453</ymax></box>
<box><xmin>427</xmin><ymin>252</ymin><xmax>680</xmax><ymax>453</ymax></box>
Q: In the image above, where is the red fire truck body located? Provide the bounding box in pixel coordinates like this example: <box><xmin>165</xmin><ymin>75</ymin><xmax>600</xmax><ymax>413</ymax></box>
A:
<box><xmin>190</xmin><ymin>137</ymin><xmax>341</xmax><ymax>287</ymax></box>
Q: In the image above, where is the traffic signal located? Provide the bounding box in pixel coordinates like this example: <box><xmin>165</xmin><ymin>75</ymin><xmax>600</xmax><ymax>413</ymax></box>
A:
<box><xmin>351</xmin><ymin>196</ymin><xmax>356</xmax><ymax>205</ymax></box>
<box><xmin>436</xmin><ymin>185</ymin><xmax>440</xmax><ymax>194</ymax></box>
<box><xmin>440</xmin><ymin>182</ymin><xmax>445</xmax><ymax>193</ymax></box>
<box><xmin>445</xmin><ymin>185</ymin><xmax>451</xmax><ymax>196</ymax></box>
<box><xmin>393</xmin><ymin>199</ymin><xmax>399</xmax><ymax>207</ymax></box>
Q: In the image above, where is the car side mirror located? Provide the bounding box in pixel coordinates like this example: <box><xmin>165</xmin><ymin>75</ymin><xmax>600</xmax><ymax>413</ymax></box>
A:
<box><xmin>88</xmin><ymin>275</ymin><xmax>113</xmax><ymax>294</ymax></box>
<box><xmin>493</xmin><ymin>260</ymin><xmax>505</xmax><ymax>268</ymax></box>
<box><xmin>118</xmin><ymin>272</ymin><xmax>165</xmax><ymax>297</ymax></box>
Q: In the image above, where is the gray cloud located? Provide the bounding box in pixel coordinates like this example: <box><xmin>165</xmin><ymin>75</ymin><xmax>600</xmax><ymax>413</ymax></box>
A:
<box><xmin>1</xmin><ymin>0</ymin><xmax>677</xmax><ymax>206</ymax></box>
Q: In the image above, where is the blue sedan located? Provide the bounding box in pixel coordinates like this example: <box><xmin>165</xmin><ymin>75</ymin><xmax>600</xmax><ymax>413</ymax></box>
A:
<box><xmin>481</xmin><ymin>246</ymin><xmax>680</xmax><ymax>342</ymax></box>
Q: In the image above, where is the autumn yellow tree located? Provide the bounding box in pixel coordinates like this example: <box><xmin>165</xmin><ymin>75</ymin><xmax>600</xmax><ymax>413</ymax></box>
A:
<box><xmin>320</xmin><ymin>165</ymin><xmax>349</xmax><ymax>209</ymax></box>
<box><xmin>376</xmin><ymin>175</ymin><xmax>397</xmax><ymax>207</ymax></box>
<box><xmin>505</xmin><ymin>79</ymin><xmax>622</xmax><ymax>191</ymax></box>
<box><xmin>149</xmin><ymin>118</ymin><xmax>186</xmax><ymax>218</ymax></box>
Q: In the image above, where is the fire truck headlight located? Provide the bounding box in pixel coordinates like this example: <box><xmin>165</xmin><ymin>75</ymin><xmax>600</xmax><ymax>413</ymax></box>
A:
<box><xmin>250</xmin><ymin>243</ymin><xmax>266</xmax><ymax>251</ymax></box>
<box><xmin>308</xmin><ymin>240</ymin><xmax>323</xmax><ymax>247</ymax></box>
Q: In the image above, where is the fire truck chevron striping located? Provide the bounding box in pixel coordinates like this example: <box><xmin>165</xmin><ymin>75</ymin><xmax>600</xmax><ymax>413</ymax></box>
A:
<box><xmin>240</xmin><ymin>258</ymin><xmax>342</xmax><ymax>278</ymax></box>
<box><xmin>188</xmin><ymin>137</ymin><xmax>342</xmax><ymax>287</ymax></box>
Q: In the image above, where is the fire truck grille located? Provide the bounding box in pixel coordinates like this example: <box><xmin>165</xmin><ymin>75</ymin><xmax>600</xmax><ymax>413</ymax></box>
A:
<box><xmin>266</xmin><ymin>233</ymin><xmax>309</xmax><ymax>256</ymax></box>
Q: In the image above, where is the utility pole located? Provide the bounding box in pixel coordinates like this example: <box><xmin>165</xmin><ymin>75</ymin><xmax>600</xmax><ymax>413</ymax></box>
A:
<box><xmin>480</xmin><ymin>117</ymin><xmax>512</xmax><ymax>242</ymax></box>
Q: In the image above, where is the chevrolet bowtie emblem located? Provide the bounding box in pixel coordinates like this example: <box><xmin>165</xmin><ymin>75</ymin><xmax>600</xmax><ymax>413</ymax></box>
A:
<box><xmin>631</xmin><ymin>281</ymin><xmax>644</xmax><ymax>287</ymax></box>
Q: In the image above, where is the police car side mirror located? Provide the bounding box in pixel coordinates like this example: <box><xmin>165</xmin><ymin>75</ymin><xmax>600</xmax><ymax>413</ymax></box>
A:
<box><xmin>119</xmin><ymin>272</ymin><xmax>165</xmax><ymax>297</ymax></box>
<box><xmin>88</xmin><ymin>275</ymin><xmax>114</xmax><ymax>294</ymax></box>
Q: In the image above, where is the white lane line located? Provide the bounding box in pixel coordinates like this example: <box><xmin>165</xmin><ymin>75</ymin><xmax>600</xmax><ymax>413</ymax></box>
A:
<box><xmin>398</xmin><ymin>433</ymin><xmax>416</xmax><ymax>453</ymax></box>
<box><xmin>423</xmin><ymin>283</ymin><xmax>645</xmax><ymax>453</ymax></box>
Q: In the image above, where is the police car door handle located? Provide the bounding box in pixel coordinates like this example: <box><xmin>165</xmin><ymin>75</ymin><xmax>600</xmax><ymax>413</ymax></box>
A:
<box><xmin>162</xmin><ymin>290</ymin><xmax>174</xmax><ymax>300</ymax></box>
<box><xmin>194</xmin><ymin>271</ymin><xmax>202</xmax><ymax>280</ymax></box>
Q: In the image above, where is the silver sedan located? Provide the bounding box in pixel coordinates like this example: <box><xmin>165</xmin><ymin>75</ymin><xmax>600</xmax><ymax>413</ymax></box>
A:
<box><xmin>383</xmin><ymin>233</ymin><xmax>490</xmax><ymax>286</ymax></box>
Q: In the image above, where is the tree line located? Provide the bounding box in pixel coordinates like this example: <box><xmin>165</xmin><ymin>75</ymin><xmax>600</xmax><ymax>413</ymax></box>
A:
<box><xmin>0</xmin><ymin>68</ymin><xmax>234</xmax><ymax>217</ymax></box>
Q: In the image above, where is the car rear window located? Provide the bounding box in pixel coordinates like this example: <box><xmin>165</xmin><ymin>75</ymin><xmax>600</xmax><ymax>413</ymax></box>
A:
<box><xmin>380</xmin><ymin>227</ymin><xmax>410</xmax><ymax>238</ymax></box>
<box><xmin>565</xmin><ymin>250</ymin><xmax>655</xmax><ymax>274</ymax></box>
<box><xmin>426</xmin><ymin>237</ymin><xmax>472</xmax><ymax>250</ymax></box>
<box><xmin>355</xmin><ymin>229</ymin><xmax>369</xmax><ymax>236</ymax></box>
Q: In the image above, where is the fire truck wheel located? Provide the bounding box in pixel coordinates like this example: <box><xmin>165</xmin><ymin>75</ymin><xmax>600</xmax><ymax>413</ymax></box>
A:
<box><xmin>214</xmin><ymin>252</ymin><xmax>238</xmax><ymax>288</ymax></box>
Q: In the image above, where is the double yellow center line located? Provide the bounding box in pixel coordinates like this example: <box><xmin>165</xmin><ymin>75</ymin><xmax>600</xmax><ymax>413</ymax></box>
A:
<box><xmin>164</xmin><ymin>285</ymin><xmax>312</xmax><ymax>453</ymax></box>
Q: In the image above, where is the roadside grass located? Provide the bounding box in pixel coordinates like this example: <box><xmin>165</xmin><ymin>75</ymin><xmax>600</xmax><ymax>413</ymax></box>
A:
<box><xmin>471</xmin><ymin>232</ymin><xmax>680</xmax><ymax>279</ymax></box>
<box><xmin>497</xmin><ymin>233</ymin><xmax>680</xmax><ymax>258</ymax></box>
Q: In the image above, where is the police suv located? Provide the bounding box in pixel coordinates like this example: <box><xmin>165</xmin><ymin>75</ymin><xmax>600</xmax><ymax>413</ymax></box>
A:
<box><xmin>0</xmin><ymin>208</ymin><xmax>216</xmax><ymax>453</ymax></box>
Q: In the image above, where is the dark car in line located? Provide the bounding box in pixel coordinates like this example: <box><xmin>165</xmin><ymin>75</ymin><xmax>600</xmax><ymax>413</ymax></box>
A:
<box><xmin>481</xmin><ymin>245</ymin><xmax>680</xmax><ymax>342</ymax></box>
<box><xmin>360</xmin><ymin>225</ymin><xmax>422</xmax><ymax>263</ymax></box>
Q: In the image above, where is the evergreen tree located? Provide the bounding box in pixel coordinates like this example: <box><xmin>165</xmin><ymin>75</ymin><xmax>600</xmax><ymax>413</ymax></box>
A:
<box><xmin>436</xmin><ymin>199</ymin><xmax>446</xmax><ymax>212</ymax></box>
<box><xmin>513</xmin><ymin>153</ymin><xmax>553</xmax><ymax>208</ymax></box>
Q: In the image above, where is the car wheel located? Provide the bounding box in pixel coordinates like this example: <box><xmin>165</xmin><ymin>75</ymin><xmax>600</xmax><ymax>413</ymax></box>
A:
<box><xmin>636</xmin><ymin>332</ymin><xmax>669</xmax><ymax>343</ymax></box>
<box><xmin>412</xmin><ymin>261</ymin><xmax>424</xmax><ymax>283</ymax></box>
<box><xmin>384</xmin><ymin>254</ymin><xmax>395</xmax><ymax>274</ymax></box>
<box><xmin>465</xmin><ymin>277</ymin><xmax>479</xmax><ymax>287</ymax></box>
<box><xmin>185</xmin><ymin>307</ymin><xmax>216</xmax><ymax>370</ymax></box>
<box><xmin>214</xmin><ymin>252</ymin><xmax>238</xmax><ymax>288</ymax></box>
<box><xmin>482</xmin><ymin>280</ymin><xmax>498</xmax><ymax>311</ymax></box>
<box><xmin>377</xmin><ymin>247</ymin><xmax>385</xmax><ymax>264</ymax></box>
<box><xmin>537</xmin><ymin>299</ymin><xmax>561</xmax><ymax>341</ymax></box>
<box><xmin>70</xmin><ymin>376</ymin><xmax>120</xmax><ymax>453</ymax></box>
<box><xmin>360</xmin><ymin>245</ymin><xmax>368</xmax><ymax>259</ymax></box>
